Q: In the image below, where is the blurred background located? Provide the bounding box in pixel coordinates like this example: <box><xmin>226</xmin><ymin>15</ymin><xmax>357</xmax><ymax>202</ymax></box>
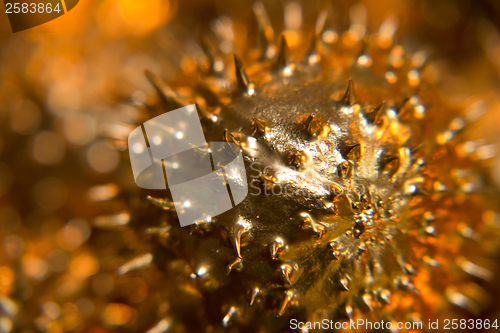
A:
<box><xmin>0</xmin><ymin>0</ymin><xmax>499</xmax><ymax>331</ymax></box>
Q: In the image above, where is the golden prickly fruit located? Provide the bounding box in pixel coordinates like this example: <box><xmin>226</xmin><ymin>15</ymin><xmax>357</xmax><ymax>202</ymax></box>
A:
<box><xmin>115</xmin><ymin>5</ymin><xmax>500</xmax><ymax>332</ymax></box>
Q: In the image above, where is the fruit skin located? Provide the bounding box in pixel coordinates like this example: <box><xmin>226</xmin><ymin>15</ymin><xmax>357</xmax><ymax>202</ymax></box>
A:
<box><xmin>135</xmin><ymin>16</ymin><xmax>499</xmax><ymax>332</ymax></box>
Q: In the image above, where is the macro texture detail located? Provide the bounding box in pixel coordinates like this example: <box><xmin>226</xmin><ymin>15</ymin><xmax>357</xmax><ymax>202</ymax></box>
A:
<box><xmin>0</xmin><ymin>1</ymin><xmax>500</xmax><ymax>332</ymax></box>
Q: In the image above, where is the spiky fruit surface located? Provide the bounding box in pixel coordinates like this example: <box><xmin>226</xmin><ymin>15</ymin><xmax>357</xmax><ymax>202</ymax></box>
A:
<box><xmin>125</xmin><ymin>15</ymin><xmax>500</xmax><ymax>333</ymax></box>
<box><xmin>1</xmin><ymin>1</ymin><xmax>500</xmax><ymax>333</ymax></box>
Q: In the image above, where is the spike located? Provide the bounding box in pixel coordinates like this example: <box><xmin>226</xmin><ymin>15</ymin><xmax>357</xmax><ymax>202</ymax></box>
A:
<box><xmin>322</xmin><ymin>199</ymin><xmax>335</xmax><ymax>211</ymax></box>
<box><xmin>379</xmin><ymin>289</ymin><xmax>392</xmax><ymax>305</ymax></box>
<box><xmin>339</xmin><ymin>276</ymin><xmax>350</xmax><ymax>291</ymax></box>
<box><xmin>188</xmin><ymin>142</ymin><xmax>210</xmax><ymax>158</ymax></box>
<box><xmin>250</xmin><ymin>287</ymin><xmax>261</xmax><ymax>306</ymax></box>
<box><xmin>273</xmin><ymin>35</ymin><xmax>291</xmax><ymax>71</ymax></box>
<box><xmin>445</xmin><ymin>288</ymin><xmax>481</xmax><ymax>316</ymax></box>
<box><xmin>449</xmin><ymin>117</ymin><xmax>466</xmax><ymax>132</ymax></box>
<box><xmin>280</xmin><ymin>264</ymin><xmax>295</xmax><ymax>285</ymax></box>
<box><xmin>340</xmin><ymin>142</ymin><xmax>360</xmax><ymax>160</ymax></box>
<box><xmin>328</xmin><ymin>181</ymin><xmax>344</xmax><ymax>196</ymax></box>
<box><xmin>424</xmin><ymin>211</ymin><xmax>436</xmax><ymax>222</ymax></box>
<box><xmin>145</xmin><ymin>225</ymin><xmax>171</xmax><ymax>236</ymax></box>
<box><xmin>232</xmin><ymin>220</ymin><xmax>252</xmax><ymax>258</ymax></box>
<box><xmin>223</xmin><ymin>130</ymin><xmax>239</xmax><ymax>145</ymax></box>
<box><xmin>337</xmin><ymin>161</ymin><xmax>351</xmax><ymax>178</ymax></box>
<box><xmin>301</xmin><ymin>114</ymin><xmax>321</xmax><ymax>136</ymax></box>
<box><xmin>146</xmin><ymin>318</ymin><xmax>171</xmax><ymax>333</ymax></box>
<box><xmin>410</xmin><ymin>142</ymin><xmax>424</xmax><ymax>155</ymax></box>
<box><xmin>365</xmin><ymin>103</ymin><xmax>384</xmax><ymax>123</ymax></box>
<box><xmin>308</xmin><ymin>32</ymin><xmax>318</xmax><ymax>54</ymax></box>
<box><xmin>251</xmin><ymin>117</ymin><xmax>267</xmax><ymax>135</ymax></box>
<box><xmin>305</xmin><ymin>33</ymin><xmax>320</xmax><ymax>64</ymax></box>
<box><xmin>94</xmin><ymin>212</ymin><xmax>130</xmax><ymax>228</ymax></box>
<box><xmin>393</xmin><ymin>97</ymin><xmax>410</xmax><ymax>114</ymax></box>
<box><xmin>189</xmin><ymin>218</ymin><xmax>215</xmax><ymax>235</ymax></box>
<box><xmin>356</xmin><ymin>40</ymin><xmax>373</xmax><ymax>67</ymax></box>
<box><xmin>378</xmin><ymin>153</ymin><xmax>399</xmax><ymax>172</ymax></box>
<box><xmin>377</xmin><ymin>16</ymin><xmax>399</xmax><ymax>49</ymax></box>
<box><xmin>289</xmin><ymin>152</ymin><xmax>305</xmax><ymax>168</ymax></box>
<box><xmin>147</xmin><ymin>195</ymin><xmax>176</xmax><ymax>211</ymax></box>
<box><xmin>303</xmin><ymin>114</ymin><xmax>314</xmax><ymax>131</ymax></box>
<box><xmin>362</xmin><ymin>293</ymin><xmax>374</xmax><ymax>311</ymax></box>
<box><xmin>144</xmin><ymin>69</ymin><xmax>184</xmax><ymax>111</ymax></box>
<box><xmin>339</xmin><ymin>79</ymin><xmax>355</xmax><ymax>105</ymax></box>
<box><xmin>404</xmin><ymin>263</ymin><xmax>416</xmax><ymax>275</ymax></box>
<box><xmin>222</xmin><ymin>306</ymin><xmax>238</xmax><ymax>328</ymax></box>
<box><xmin>396</xmin><ymin>275</ymin><xmax>419</xmax><ymax>293</ymax></box>
<box><xmin>195</xmin><ymin>103</ymin><xmax>218</xmax><ymax>124</ymax></box>
<box><xmin>253</xmin><ymin>1</ymin><xmax>275</xmax><ymax>59</ymax></box>
<box><xmin>314</xmin><ymin>224</ymin><xmax>326</xmax><ymax>238</ymax></box>
<box><xmin>278</xmin><ymin>291</ymin><xmax>294</xmax><ymax>316</ymax></box>
<box><xmin>233</xmin><ymin>232</ymin><xmax>242</xmax><ymax>259</ymax></box>
<box><xmin>424</xmin><ymin>225</ymin><xmax>437</xmax><ymax>236</ymax></box>
<box><xmin>345</xmin><ymin>304</ymin><xmax>353</xmax><ymax>318</ymax></box>
<box><xmin>315</xmin><ymin>8</ymin><xmax>329</xmax><ymax>36</ymax></box>
<box><xmin>0</xmin><ymin>296</ymin><xmax>18</xmax><ymax>317</ymax></box>
<box><xmin>411</xmin><ymin>49</ymin><xmax>428</xmax><ymax>68</ymax></box>
<box><xmin>411</xmin><ymin>186</ymin><xmax>429</xmax><ymax>197</ymax></box>
<box><xmin>423</xmin><ymin>255</ymin><xmax>440</xmax><ymax>267</ymax></box>
<box><xmin>227</xmin><ymin>257</ymin><xmax>243</xmax><ymax>274</ymax></box>
<box><xmin>269</xmin><ymin>238</ymin><xmax>285</xmax><ymax>260</ymax></box>
<box><xmin>87</xmin><ymin>183</ymin><xmax>119</xmax><ymax>202</ymax></box>
<box><xmin>200</xmin><ymin>37</ymin><xmax>218</xmax><ymax>75</ymax></box>
<box><xmin>233</xmin><ymin>54</ymin><xmax>254</xmax><ymax>95</ymax></box>
<box><xmin>457</xmin><ymin>222</ymin><xmax>481</xmax><ymax>241</ymax></box>
<box><xmin>117</xmin><ymin>253</ymin><xmax>153</xmax><ymax>275</ymax></box>
<box><xmin>457</xmin><ymin>257</ymin><xmax>493</xmax><ymax>281</ymax></box>
<box><xmin>299</xmin><ymin>212</ymin><xmax>326</xmax><ymax>237</ymax></box>
<box><xmin>260</xmin><ymin>173</ymin><xmax>277</xmax><ymax>185</ymax></box>
<box><xmin>256</xmin><ymin>27</ymin><xmax>272</xmax><ymax>59</ymax></box>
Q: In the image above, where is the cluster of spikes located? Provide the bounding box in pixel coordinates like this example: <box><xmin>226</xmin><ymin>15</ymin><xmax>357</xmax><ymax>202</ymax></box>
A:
<box><xmin>87</xmin><ymin>3</ymin><xmax>498</xmax><ymax>332</ymax></box>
